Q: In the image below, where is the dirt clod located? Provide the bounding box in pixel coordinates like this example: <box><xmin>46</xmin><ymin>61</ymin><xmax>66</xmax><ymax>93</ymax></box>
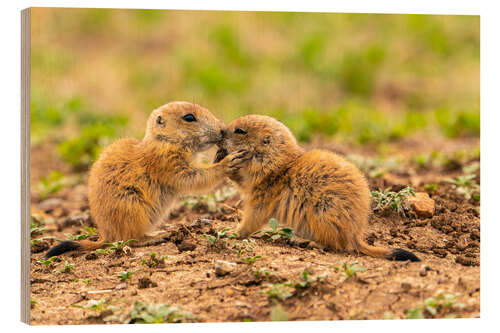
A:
<box><xmin>38</xmin><ymin>198</ymin><xmax>64</xmax><ymax>212</ymax></box>
<box><xmin>177</xmin><ymin>240</ymin><xmax>197</xmax><ymax>252</ymax></box>
<box><xmin>215</xmin><ymin>260</ymin><xmax>237</xmax><ymax>277</ymax></box>
<box><xmin>138</xmin><ymin>278</ymin><xmax>157</xmax><ymax>289</ymax></box>
<box><xmin>407</xmin><ymin>192</ymin><xmax>435</xmax><ymax>218</ymax></box>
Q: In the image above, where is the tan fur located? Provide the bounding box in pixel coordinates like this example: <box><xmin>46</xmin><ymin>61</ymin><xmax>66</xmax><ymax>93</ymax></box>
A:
<box><xmin>219</xmin><ymin>115</ymin><xmax>400</xmax><ymax>259</ymax></box>
<box><xmin>52</xmin><ymin>102</ymin><xmax>246</xmax><ymax>254</ymax></box>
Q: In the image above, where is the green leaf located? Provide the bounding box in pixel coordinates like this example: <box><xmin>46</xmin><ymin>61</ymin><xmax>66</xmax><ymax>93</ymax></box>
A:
<box><xmin>406</xmin><ymin>307</ymin><xmax>424</xmax><ymax>319</ymax></box>
<box><xmin>269</xmin><ymin>218</ymin><xmax>278</xmax><ymax>231</ymax></box>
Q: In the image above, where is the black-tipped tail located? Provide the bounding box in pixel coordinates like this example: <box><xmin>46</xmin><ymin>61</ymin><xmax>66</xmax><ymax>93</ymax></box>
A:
<box><xmin>387</xmin><ymin>248</ymin><xmax>421</xmax><ymax>262</ymax></box>
<box><xmin>44</xmin><ymin>240</ymin><xmax>80</xmax><ymax>258</ymax></box>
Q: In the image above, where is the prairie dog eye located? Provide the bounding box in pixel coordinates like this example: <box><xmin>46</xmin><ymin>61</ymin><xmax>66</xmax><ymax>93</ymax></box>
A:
<box><xmin>182</xmin><ymin>114</ymin><xmax>197</xmax><ymax>122</ymax></box>
<box><xmin>234</xmin><ymin>128</ymin><xmax>247</xmax><ymax>135</ymax></box>
<box><xmin>156</xmin><ymin>116</ymin><xmax>165</xmax><ymax>125</ymax></box>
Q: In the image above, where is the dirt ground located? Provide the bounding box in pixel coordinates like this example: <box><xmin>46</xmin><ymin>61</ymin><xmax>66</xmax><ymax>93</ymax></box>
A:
<box><xmin>29</xmin><ymin>138</ymin><xmax>480</xmax><ymax>324</ymax></box>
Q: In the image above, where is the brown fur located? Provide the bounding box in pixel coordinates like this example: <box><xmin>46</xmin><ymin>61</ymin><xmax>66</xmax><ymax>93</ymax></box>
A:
<box><xmin>218</xmin><ymin>115</ymin><xmax>417</xmax><ymax>260</ymax></box>
<box><xmin>46</xmin><ymin>102</ymin><xmax>247</xmax><ymax>255</ymax></box>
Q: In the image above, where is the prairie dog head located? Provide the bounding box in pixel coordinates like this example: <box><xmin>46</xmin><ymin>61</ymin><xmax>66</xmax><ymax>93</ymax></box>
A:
<box><xmin>216</xmin><ymin>115</ymin><xmax>302</xmax><ymax>182</ymax></box>
<box><xmin>144</xmin><ymin>101</ymin><xmax>225</xmax><ymax>153</ymax></box>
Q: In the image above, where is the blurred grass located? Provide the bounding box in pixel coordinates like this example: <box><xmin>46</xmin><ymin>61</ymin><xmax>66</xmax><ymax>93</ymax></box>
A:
<box><xmin>30</xmin><ymin>8</ymin><xmax>479</xmax><ymax>167</ymax></box>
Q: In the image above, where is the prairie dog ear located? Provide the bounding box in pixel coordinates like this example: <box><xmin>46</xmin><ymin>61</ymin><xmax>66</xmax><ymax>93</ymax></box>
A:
<box><xmin>262</xmin><ymin>135</ymin><xmax>271</xmax><ymax>145</ymax></box>
<box><xmin>156</xmin><ymin>115</ymin><xmax>165</xmax><ymax>127</ymax></box>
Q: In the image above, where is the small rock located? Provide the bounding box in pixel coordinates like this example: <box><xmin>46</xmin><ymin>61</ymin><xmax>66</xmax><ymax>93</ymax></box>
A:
<box><xmin>457</xmin><ymin>235</ymin><xmax>469</xmax><ymax>251</ymax></box>
<box><xmin>115</xmin><ymin>283</ymin><xmax>127</xmax><ymax>290</ymax></box>
<box><xmin>407</xmin><ymin>192</ymin><xmax>435</xmax><ymax>218</ymax></box>
<box><xmin>401</xmin><ymin>282</ymin><xmax>412</xmax><ymax>292</ymax></box>
<box><xmin>38</xmin><ymin>198</ymin><xmax>63</xmax><ymax>212</ymax></box>
<box><xmin>419</xmin><ymin>265</ymin><xmax>431</xmax><ymax>277</ymax></box>
<box><xmin>177</xmin><ymin>240</ymin><xmax>196</xmax><ymax>252</ymax></box>
<box><xmin>215</xmin><ymin>260</ymin><xmax>236</xmax><ymax>277</ymax></box>
<box><xmin>138</xmin><ymin>277</ymin><xmax>157</xmax><ymax>289</ymax></box>
<box><xmin>190</xmin><ymin>218</ymin><xmax>212</xmax><ymax>228</ymax></box>
<box><xmin>456</xmin><ymin>255</ymin><xmax>479</xmax><ymax>267</ymax></box>
<box><xmin>85</xmin><ymin>252</ymin><xmax>98</xmax><ymax>260</ymax></box>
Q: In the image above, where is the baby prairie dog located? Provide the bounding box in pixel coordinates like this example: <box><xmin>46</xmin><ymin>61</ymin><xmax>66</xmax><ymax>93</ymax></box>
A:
<box><xmin>215</xmin><ymin>115</ymin><xmax>420</xmax><ymax>262</ymax></box>
<box><xmin>45</xmin><ymin>102</ymin><xmax>247</xmax><ymax>258</ymax></box>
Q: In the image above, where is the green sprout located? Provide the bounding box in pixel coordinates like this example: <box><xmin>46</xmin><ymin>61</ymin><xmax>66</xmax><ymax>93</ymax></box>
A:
<box><xmin>406</xmin><ymin>293</ymin><xmax>465</xmax><ymax>319</ymax></box>
<box><xmin>103</xmin><ymin>239</ymin><xmax>136</xmax><ymax>253</ymax></box>
<box><xmin>333</xmin><ymin>262</ymin><xmax>367</xmax><ymax>279</ymax></box>
<box><xmin>263</xmin><ymin>283</ymin><xmax>294</xmax><ymax>302</ymax></box>
<box><xmin>253</xmin><ymin>218</ymin><xmax>295</xmax><ymax>241</ymax></box>
<box><xmin>202</xmin><ymin>227</ymin><xmax>237</xmax><ymax>244</ymax></box>
<box><xmin>241</xmin><ymin>255</ymin><xmax>261</xmax><ymax>265</ymax></box>
<box><xmin>58</xmin><ymin>260</ymin><xmax>75</xmax><ymax>273</ymax></box>
<box><xmin>121</xmin><ymin>301</ymin><xmax>194</xmax><ymax>324</ymax></box>
<box><xmin>371</xmin><ymin>186</ymin><xmax>415</xmax><ymax>216</ymax></box>
<box><xmin>37</xmin><ymin>171</ymin><xmax>67</xmax><ymax>199</ymax></box>
<box><xmin>37</xmin><ymin>256</ymin><xmax>60</xmax><ymax>268</ymax></box>
<box><xmin>253</xmin><ymin>267</ymin><xmax>273</xmax><ymax>279</ymax></box>
<box><xmin>118</xmin><ymin>271</ymin><xmax>134</xmax><ymax>281</ymax></box>
<box><xmin>141</xmin><ymin>252</ymin><xmax>168</xmax><ymax>268</ymax></box>
<box><xmin>443</xmin><ymin>175</ymin><xmax>480</xmax><ymax>200</ymax></box>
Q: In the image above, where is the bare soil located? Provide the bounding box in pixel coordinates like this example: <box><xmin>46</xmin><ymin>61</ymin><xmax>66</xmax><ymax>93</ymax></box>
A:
<box><xmin>29</xmin><ymin>138</ymin><xmax>480</xmax><ymax>325</ymax></box>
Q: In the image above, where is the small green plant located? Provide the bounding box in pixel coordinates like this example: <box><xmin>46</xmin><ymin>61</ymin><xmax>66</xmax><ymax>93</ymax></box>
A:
<box><xmin>233</xmin><ymin>239</ymin><xmax>256</xmax><ymax>257</ymax></box>
<box><xmin>444</xmin><ymin>175</ymin><xmax>480</xmax><ymax>200</ymax></box>
<box><xmin>241</xmin><ymin>255</ymin><xmax>261</xmax><ymax>265</ymax></box>
<box><xmin>80</xmin><ymin>221</ymin><xmax>97</xmax><ymax>236</ymax></box>
<box><xmin>122</xmin><ymin>301</ymin><xmax>194</xmax><ymax>324</ymax></box>
<box><xmin>141</xmin><ymin>252</ymin><xmax>168</xmax><ymax>268</ymax></box>
<box><xmin>202</xmin><ymin>227</ymin><xmax>237</xmax><ymax>245</ymax></box>
<box><xmin>65</xmin><ymin>233</ymin><xmax>88</xmax><ymax>241</ymax></box>
<box><xmin>293</xmin><ymin>270</ymin><xmax>313</xmax><ymax>289</ymax></box>
<box><xmin>65</xmin><ymin>221</ymin><xmax>98</xmax><ymax>241</ymax></box>
<box><xmin>253</xmin><ymin>267</ymin><xmax>273</xmax><ymax>279</ymax></box>
<box><xmin>412</xmin><ymin>154</ymin><xmax>431</xmax><ymax>169</ymax></box>
<box><xmin>253</xmin><ymin>218</ymin><xmax>295</xmax><ymax>241</ymax></box>
<box><xmin>94</xmin><ymin>248</ymin><xmax>112</xmax><ymax>255</ymax></box>
<box><xmin>31</xmin><ymin>236</ymin><xmax>55</xmax><ymax>246</ymax></box>
<box><xmin>30</xmin><ymin>215</ymin><xmax>48</xmax><ymax>235</ymax></box>
<box><xmin>333</xmin><ymin>262</ymin><xmax>367</xmax><ymax>279</ymax></box>
<box><xmin>37</xmin><ymin>256</ymin><xmax>60</xmax><ymax>268</ymax></box>
<box><xmin>424</xmin><ymin>183</ymin><xmax>438</xmax><ymax>192</ymax></box>
<box><xmin>371</xmin><ymin>187</ymin><xmax>415</xmax><ymax>216</ymax></box>
<box><xmin>263</xmin><ymin>283</ymin><xmax>294</xmax><ymax>302</ymax></box>
<box><xmin>406</xmin><ymin>293</ymin><xmax>465</xmax><ymax>319</ymax></box>
<box><xmin>58</xmin><ymin>260</ymin><xmax>75</xmax><ymax>273</ymax></box>
<box><xmin>462</xmin><ymin>161</ymin><xmax>480</xmax><ymax>174</ymax></box>
<box><xmin>118</xmin><ymin>271</ymin><xmax>134</xmax><ymax>281</ymax></box>
<box><xmin>104</xmin><ymin>239</ymin><xmax>136</xmax><ymax>253</ymax></box>
<box><xmin>81</xmin><ymin>278</ymin><xmax>92</xmax><ymax>286</ymax></box>
<box><xmin>37</xmin><ymin>171</ymin><xmax>67</xmax><ymax>200</ymax></box>
<box><xmin>291</xmin><ymin>269</ymin><xmax>328</xmax><ymax>289</ymax></box>
<box><xmin>73</xmin><ymin>298</ymin><xmax>115</xmax><ymax>315</ymax></box>
<box><xmin>263</xmin><ymin>269</ymin><xmax>327</xmax><ymax>302</ymax></box>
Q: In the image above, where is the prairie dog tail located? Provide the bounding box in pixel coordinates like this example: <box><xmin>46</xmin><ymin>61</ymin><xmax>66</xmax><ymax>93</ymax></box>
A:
<box><xmin>356</xmin><ymin>239</ymin><xmax>420</xmax><ymax>262</ymax></box>
<box><xmin>44</xmin><ymin>239</ymin><xmax>105</xmax><ymax>259</ymax></box>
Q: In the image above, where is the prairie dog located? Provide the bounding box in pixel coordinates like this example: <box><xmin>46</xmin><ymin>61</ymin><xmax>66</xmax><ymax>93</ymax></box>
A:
<box><xmin>44</xmin><ymin>102</ymin><xmax>247</xmax><ymax>258</ymax></box>
<box><xmin>215</xmin><ymin>115</ymin><xmax>419</xmax><ymax>261</ymax></box>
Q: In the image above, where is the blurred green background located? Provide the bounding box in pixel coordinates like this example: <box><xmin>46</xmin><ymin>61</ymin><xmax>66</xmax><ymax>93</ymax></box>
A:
<box><xmin>31</xmin><ymin>8</ymin><xmax>479</xmax><ymax>170</ymax></box>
